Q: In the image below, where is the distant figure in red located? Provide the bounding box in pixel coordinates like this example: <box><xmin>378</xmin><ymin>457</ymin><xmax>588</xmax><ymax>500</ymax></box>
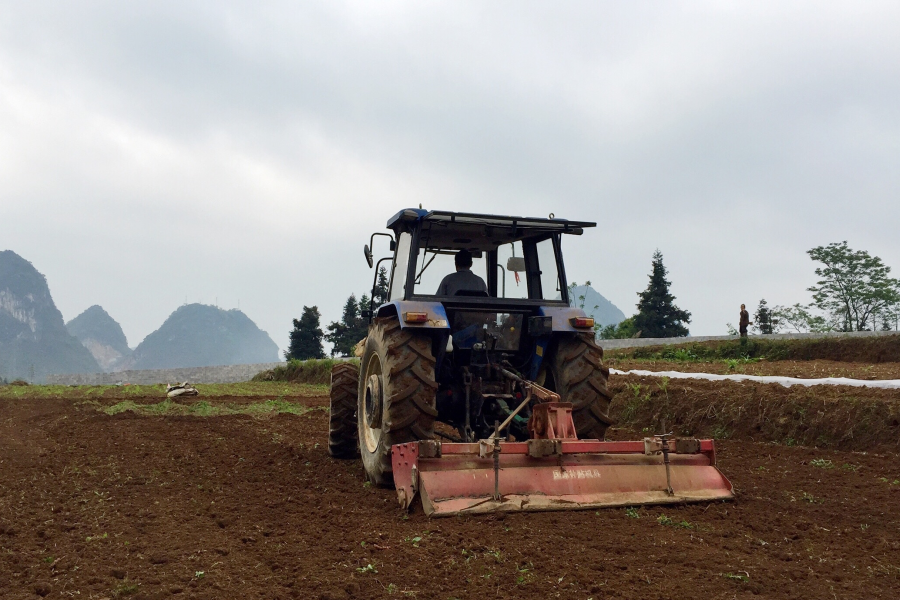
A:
<box><xmin>739</xmin><ymin>304</ymin><xmax>752</xmax><ymax>338</ymax></box>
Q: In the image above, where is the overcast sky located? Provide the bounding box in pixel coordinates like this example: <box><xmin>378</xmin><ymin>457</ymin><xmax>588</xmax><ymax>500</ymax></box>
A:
<box><xmin>2</xmin><ymin>1</ymin><xmax>899</xmax><ymax>354</ymax></box>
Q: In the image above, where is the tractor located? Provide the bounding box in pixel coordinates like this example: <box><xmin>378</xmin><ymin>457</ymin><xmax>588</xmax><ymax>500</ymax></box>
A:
<box><xmin>328</xmin><ymin>209</ymin><xmax>732</xmax><ymax>516</ymax></box>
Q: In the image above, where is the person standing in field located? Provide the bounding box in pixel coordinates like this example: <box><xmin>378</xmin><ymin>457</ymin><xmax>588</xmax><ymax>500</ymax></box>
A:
<box><xmin>739</xmin><ymin>304</ymin><xmax>752</xmax><ymax>337</ymax></box>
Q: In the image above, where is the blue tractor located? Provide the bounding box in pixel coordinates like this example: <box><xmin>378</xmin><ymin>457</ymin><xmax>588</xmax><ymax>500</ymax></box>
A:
<box><xmin>328</xmin><ymin>209</ymin><xmax>613</xmax><ymax>485</ymax></box>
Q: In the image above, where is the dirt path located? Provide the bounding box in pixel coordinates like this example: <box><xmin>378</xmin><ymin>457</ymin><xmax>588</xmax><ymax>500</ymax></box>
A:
<box><xmin>1</xmin><ymin>393</ymin><xmax>899</xmax><ymax>599</ymax></box>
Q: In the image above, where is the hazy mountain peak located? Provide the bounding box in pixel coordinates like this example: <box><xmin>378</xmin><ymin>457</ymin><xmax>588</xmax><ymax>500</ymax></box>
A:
<box><xmin>0</xmin><ymin>250</ymin><xmax>100</xmax><ymax>381</ymax></box>
<box><xmin>66</xmin><ymin>305</ymin><xmax>131</xmax><ymax>371</ymax></box>
<box><xmin>122</xmin><ymin>303</ymin><xmax>279</xmax><ymax>370</ymax></box>
<box><xmin>569</xmin><ymin>284</ymin><xmax>626</xmax><ymax>328</ymax></box>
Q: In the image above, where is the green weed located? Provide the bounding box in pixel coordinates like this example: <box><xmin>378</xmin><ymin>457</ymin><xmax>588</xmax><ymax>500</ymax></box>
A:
<box><xmin>657</xmin><ymin>515</ymin><xmax>693</xmax><ymax>529</ymax></box>
<box><xmin>625</xmin><ymin>507</ymin><xmax>640</xmax><ymax>519</ymax></box>
<box><xmin>516</xmin><ymin>562</ymin><xmax>534</xmax><ymax>585</ymax></box>
<box><xmin>112</xmin><ymin>581</ymin><xmax>140</xmax><ymax>596</ymax></box>
<box><xmin>810</xmin><ymin>459</ymin><xmax>835</xmax><ymax>469</ymax></box>
<box><xmin>620</xmin><ymin>384</ymin><xmax>650</xmax><ymax>422</ymax></box>
<box><xmin>711</xmin><ymin>425</ymin><xmax>731</xmax><ymax>440</ymax></box>
<box><xmin>801</xmin><ymin>491</ymin><xmax>823</xmax><ymax>503</ymax></box>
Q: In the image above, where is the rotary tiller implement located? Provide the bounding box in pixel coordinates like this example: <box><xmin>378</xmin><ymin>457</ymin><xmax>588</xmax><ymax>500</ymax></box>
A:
<box><xmin>392</xmin><ymin>401</ymin><xmax>733</xmax><ymax>517</ymax></box>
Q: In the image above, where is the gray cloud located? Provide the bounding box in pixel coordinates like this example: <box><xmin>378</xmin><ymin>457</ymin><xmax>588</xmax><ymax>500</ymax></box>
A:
<box><xmin>1</xmin><ymin>1</ymin><xmax>899</xmax><ymax>352</ymax></box>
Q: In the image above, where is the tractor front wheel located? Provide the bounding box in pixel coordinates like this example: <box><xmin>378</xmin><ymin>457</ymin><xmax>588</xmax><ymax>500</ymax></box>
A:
<box><xmin>328</xmin><ymin>362</ymin><xmax>360</xmax><ymax>458</ymax></box>
<box><xmin>358</xmin><ymin>318</ymin><xmax>438</xmax><ymax>486</ymax></box>
<box><xmin>549</xmin><ymin>333</ymin><xmax>614</xmax><ymax>439</ymax></box>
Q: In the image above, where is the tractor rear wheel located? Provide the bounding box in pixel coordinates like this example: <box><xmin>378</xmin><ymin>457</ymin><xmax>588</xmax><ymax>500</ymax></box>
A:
<box><xmin>328</xmin><ymin>362</ymin><xmax>360</xmax><ymax>458</ymax></box>
<box><xmin>358</xmin><ymin>318</ymin><xmax>438</xmax><ymax>486</ymax></box>
<box><xmin>549</xmin><ymin>333</ymin><xmax>613</xmax><ymax>439</ymax></box>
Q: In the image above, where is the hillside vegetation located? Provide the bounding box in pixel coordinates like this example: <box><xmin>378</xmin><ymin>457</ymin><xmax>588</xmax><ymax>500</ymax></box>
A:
<box><xmin>607</xmin><ymin>334</ymin><xmax>900</xmax><ymax>364</ymax></box>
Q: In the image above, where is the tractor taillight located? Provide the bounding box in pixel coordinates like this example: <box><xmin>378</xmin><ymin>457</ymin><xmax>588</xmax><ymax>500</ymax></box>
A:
<box><xmin>570</xmin><ymin>317</ymin><xmax>595</xmax><ymax>328</ymax></box>
<box><xmin>403</xmin><ymin>312</ymin><xmax>429</xmax><ymax>323</ymax></box>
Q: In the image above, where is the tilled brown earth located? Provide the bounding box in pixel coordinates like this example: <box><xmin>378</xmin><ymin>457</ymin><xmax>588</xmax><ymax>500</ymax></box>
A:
<box><xmin>1</xmin><ymin>393</ymin><xmax>899</xmax><ymax>600</ymax></box>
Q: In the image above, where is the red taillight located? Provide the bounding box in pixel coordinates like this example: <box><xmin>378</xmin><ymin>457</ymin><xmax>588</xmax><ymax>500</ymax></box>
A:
<box><xmin>403</xmin><ymin>311</ymin><xmax>429</xmax><ymax>323</ymax></box>
<box><xmin>570</xmin><ymin>317</ymin><xmax>595</xmax><ymax>328</ymax></box>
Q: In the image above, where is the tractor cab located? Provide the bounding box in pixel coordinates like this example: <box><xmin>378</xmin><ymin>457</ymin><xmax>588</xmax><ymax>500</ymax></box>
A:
<box><xmin>367</xmin><ymin>208</ymin><xmax>595</xmax><ymax>305</ymax></box>
<box><xmin>361</xmin><ymin>209</ymin><xmax>600</xmax><ymax>443</ymax></box>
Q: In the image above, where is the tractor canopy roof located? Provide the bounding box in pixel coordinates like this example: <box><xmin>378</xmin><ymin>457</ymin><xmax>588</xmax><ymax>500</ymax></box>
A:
<box><xmin>386</xmin><ymin>209</ymin><xmax>596</xmax><ymax>251</ymax></box>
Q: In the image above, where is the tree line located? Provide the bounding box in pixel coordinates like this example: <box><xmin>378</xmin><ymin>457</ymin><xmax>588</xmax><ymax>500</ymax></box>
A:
<box><xmin>284</xmin><ymin>267</ymin><xmax>389</xmax><ymax>360</ymax></box>
<box><xmin>733</xmin><ymin>241</ymin><xmax>900</xmax><ymax>335</ymax></box>
<box><xmin>282</xmin><ymin>239</ymin><xmax>898</xmax><ymax>361</ymax></box>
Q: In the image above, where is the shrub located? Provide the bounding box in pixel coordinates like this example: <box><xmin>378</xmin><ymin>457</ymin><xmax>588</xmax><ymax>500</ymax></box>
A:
<box><xmin>252</xmin><ymin>358</ymin><xmax>359</xmax><ymax>384</ymax></box>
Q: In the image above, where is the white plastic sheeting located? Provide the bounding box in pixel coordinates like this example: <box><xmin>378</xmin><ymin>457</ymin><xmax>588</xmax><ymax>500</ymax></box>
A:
<box><xmin>610</xmin><ymin>369</ymin><xmax>900</xmax><ymax>390</ymax></box>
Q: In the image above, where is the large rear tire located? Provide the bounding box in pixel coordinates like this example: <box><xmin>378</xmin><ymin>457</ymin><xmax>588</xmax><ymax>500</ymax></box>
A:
<box><xmin>549</xmin><ymin>333</ymin><xmax>614</xmax><ymax>440</ymax></box>
<box><xmin>328</xmin><ymin>362</ymin><xmax>360</xmax><ymax>458</ymax></box>
<box><xmin>358</xmin><ymin>318</ymin><xmax>438</xmax><ymax>486</ymax></box>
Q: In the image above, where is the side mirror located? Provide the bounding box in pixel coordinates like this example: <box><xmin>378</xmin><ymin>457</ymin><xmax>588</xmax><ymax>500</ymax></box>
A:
<box><xmin>506</xmin><ymin>256</ymin><xmax>526</xmax><ymax>272</ymax></box>
<box><xmin>364</xmin><ymin>244</ymin><xmax>374</xmax><ymax>268</ymax></box>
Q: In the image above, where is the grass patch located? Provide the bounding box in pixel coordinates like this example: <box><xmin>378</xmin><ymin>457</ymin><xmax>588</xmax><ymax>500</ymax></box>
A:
<box><xmin>102</xmin><ymin>398</ymin><xmax>323</xmax><ymax>418</ymax></box>
<box><xmin>0</xmin><ymin>381</ymin><xmax>327</xmax><ymax>400</ymax></box>
<box><xmin>657</xmin><ymin>514</ymin><xmax>693</xmax><ymax>529</ymax></box>
<box><xmin>112</xmin><ymin>580</ymin><xmax>140</xmax><ymax>597</ymax></box>
<box><xmin>253</xmin><ymin>358</ymin><xmax>357</xmax><ymax>384</ymax></box>
<box><xmin>607</xmin><ymin>334</ymin><xmax>900</xmax><ymax>364</ymax></box>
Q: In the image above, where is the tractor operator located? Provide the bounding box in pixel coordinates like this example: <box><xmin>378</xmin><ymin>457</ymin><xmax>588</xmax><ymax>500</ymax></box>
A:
<box><xmin>436</xmin><ymin>249</ymin><xmax>488</xmax><ymax>296</ymax></box>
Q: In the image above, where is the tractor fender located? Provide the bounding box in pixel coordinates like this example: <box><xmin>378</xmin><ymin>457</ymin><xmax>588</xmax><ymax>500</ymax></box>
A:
<box><xmin>375</xmin><ymin>300</ymin><xmax>450</xmax><ymax>330</ymax></box>
<box><xmin>538</xmin><ymin>306</ymin><xmax>592</xmax><ymax>333</ymax></box>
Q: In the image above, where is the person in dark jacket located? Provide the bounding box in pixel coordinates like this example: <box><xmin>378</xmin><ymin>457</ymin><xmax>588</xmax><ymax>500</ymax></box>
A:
<box><xmin>436</xmin><ymin>249</ymin><xmax>487</xmax><ymax>296</ymax></box>
<box><xmin>739</xmin><ymin>304</ymin><xmax>752</xmax><ymax>337</ymax></box>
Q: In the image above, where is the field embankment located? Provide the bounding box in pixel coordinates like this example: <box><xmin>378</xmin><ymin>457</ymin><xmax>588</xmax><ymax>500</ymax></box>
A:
<box><xmin>607</xmin><ymin>375</ymin><xmax>900</xmax><ymax>451</ymax></box>
<box><xmin>603</xmin><ymin>335</ymin><xmax>900</xmax><ymax>451</ymax></box>
<box><xmin>607</xmin><ymin>333</ymin><xmax>900</xmax><ymax>364</ymax></box>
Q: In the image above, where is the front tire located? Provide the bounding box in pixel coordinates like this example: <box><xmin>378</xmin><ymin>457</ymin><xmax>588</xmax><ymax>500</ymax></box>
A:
<box><xmin>328</xmin><ymin>362</ymin><xmax>360</xmax><ymax>458</ymax></box>
<box><xmin>358</xmin><ymin>318</ymin><xmax>438</xmax><ymax>486</ymax></box>
<box><xmin>549</xmin><ymin>333</ymin><xmax>614</xmax><ymax>439</ymax></box>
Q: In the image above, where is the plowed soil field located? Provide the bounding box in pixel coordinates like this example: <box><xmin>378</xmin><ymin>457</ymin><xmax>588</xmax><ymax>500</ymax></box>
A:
<box><xmin>1</xmin><ymin>380</ymin><xmax>899</xmax><ymax>600</ymax></box>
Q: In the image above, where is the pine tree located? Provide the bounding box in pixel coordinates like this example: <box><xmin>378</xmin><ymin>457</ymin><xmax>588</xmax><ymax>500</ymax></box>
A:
<box><xmin>286</xmin><ymin>306</ymin><xmax>326</xmax><ymax>360</ymax></box>
<box><xmin>753</xmin><ymin>299</ymin><xmax>779</xmax><ymax>334</ymax></box>
<box><xmin>341</xmin><ymin>295</ymin><xmax>359</xmax><ymax>326</ymax></box>
<box><xmin>325</xmin><ymin>296</ymin><xmax>354</xmax><ymax>357</ymax></box>
<box><xmin>373</xmin><ymin>267</ymin><xmax>390</xmax><ymax>307</ymax></box>
<box><xmin>632</xmin><ymin>250</ymin><xmax>691</xmax><ymax>338</ymax></box>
